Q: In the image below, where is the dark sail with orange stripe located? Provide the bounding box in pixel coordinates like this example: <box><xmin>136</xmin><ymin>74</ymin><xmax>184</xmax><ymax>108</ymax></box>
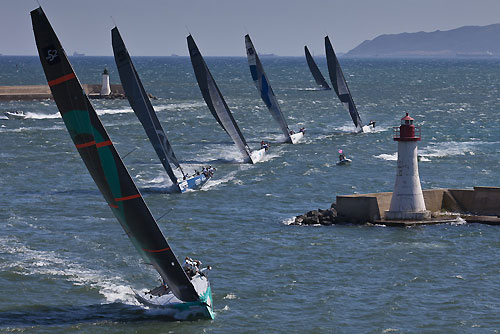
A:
<box><xmin>31</xmin><ymin>7</ymin><xmax>199</xmax><ymax>302</ymax></box>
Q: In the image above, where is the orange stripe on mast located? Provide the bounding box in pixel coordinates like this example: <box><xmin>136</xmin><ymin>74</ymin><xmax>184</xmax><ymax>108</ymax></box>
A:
<box><xmin>75</xmin><ymin>141</ymin><xmax>96</xmax><ymax>149</ymax></box>
<box><xmin>75</xmin><ymin>140</ymin><xmax>112</xmax><ymax>149</ymax></box>
<box><xmin>48</xmin><ymin>73</ymin><xmax>76</xmax><ymax>87</ymax></box>
<box><xmin>114</xmin><ymin>194</ymin><xmax>141</xmax><ymax>202</ymax></box>
<box><xmin>96</xmin><ymin>140</ymin><xmax>112</xmax><ymax>148</ymax></box>
<box><xmin>143</xmin><ymin>247</ymin><xmax>171</xmax><ymax>253</ymax></box>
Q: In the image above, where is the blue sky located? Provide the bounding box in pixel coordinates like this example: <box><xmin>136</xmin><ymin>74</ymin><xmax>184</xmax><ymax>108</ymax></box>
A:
<box><xmin>2</xmin><ymin>0</ymin><xmax>500</xmax><ymax>56</ymax></box>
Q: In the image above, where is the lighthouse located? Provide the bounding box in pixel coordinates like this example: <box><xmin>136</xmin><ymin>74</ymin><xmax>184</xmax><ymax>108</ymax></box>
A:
<box><xmin>100</xmin><ymin>68</ymin><xmax>111</xmax><ymax>96</ymax></box>
<box><xmin>385</xmin><ymin>113</ymin><xmax>430</xmax><ymax>220</ymax></box>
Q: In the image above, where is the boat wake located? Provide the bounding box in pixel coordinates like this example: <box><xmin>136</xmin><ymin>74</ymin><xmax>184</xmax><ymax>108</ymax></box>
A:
<box><xmin>374</xmin><ymin>153</ymin><xmax>397</xmax><ymax>161</ymax></box>
<box><xmin>2</xmin><ymin>111</ymin><xmax>60</xmax><ymax>120</ymax></box>
<box><xmin>0</xmin><ymin>236</ymin><xmax>138</xmax><ymax>305</ymax></box>
<box><xmin>334</xmin><ymin>122</ymin><xmax>390</xmax><ymax>134</ymax></box>
<box><xmin>201</xmin><ymin>170</ymin><xmax>238</xmax><ymax>190</ymax></box>
<box><xmin>295</xmin><ymin>87</ymin><xmax>331</xmax><ymax>91</ymax></box>
<box><xmin>0</xmin><ymin>300</ymin><xmax>197</xmax><ymax>329</ymax></box>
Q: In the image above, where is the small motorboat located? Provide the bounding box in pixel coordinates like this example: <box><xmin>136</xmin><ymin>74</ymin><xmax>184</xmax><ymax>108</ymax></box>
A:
<box><xmin>337</xmin><ymin>158</ymin><xmax>352</xmax><ymax>166</ymax></box>
<box><xmin>4</xmin><ymin>111</ymin><xmax>27</xmax><ymax>119</ymax></box>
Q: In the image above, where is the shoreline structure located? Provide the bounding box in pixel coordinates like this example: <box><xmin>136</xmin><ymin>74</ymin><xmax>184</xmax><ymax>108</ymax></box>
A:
<box><xmin>294</xmin><ymin>186</ymin><xmax>500</xmax><ymax>227</ymax></box>
<box><xmin>0</xmin><ymin>84</ymin><xmax>124</xmax><ymax>100</ymax></box>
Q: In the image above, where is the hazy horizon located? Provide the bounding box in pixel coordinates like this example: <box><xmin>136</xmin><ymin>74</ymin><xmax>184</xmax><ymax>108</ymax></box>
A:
<box><xmin>2</xmin><ymin>0</ymin><xmax>500</xmax><ymax>57</ymax></box>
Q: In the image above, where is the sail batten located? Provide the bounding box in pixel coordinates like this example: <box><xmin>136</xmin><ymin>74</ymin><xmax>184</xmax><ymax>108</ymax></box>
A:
<box><xmin>112</xmin><ymin>27</ymin><xmax>181</xmax><ymax>187</ymax></box>
<box><xmin>245</xmin><ymin>34</ymin><xmax>291</xmax><ymax>142</ymax></box>
<box><xmin>325</xmin><ymin>36</ymin><xmax>363</xmax><ymax>131</ymax></box>
<box><xmin>304</xmin><ymin>46</ymin><xmax>330</xmax><ymax>90</ymax></box>
<box><xmin>187</xmin><ymin>35</ymin><xmax>252</xmax><ymax>162</ymax></box>
<box><xmin>32</xmin><ymin>7</ymin><xmax>198</xmax><ymax>302</ymax></box>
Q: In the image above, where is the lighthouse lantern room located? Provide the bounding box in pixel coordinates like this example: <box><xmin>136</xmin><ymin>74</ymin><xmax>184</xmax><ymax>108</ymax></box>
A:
<box><xmin>385</xmin><ymin>113</ymin><xmax>430</xmax><ymax>221</ymax></box>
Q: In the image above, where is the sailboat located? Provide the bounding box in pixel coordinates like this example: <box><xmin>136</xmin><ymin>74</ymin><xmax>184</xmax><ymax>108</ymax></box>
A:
<box><xmin>111</xmin><ymin>27</ymin><xmax>211</xmax><ymax>193</ymax></box>
<box><xmin>245</xmin><ymin>34</ymin><xmax>304</xmax><ymax>144</ymax></box>
<box><xmin>31</xmin><ymin>7</ymin><xmax>213</xmax><ymax>320</ymax></box>
<box><xmin>187</xmin><ymin>34</ymin><xmax>266</xmax><ymax>163</ymax></box>
<box><xmin>325</xmin><ymin>36</ymin><xmax>374</xmax><ymax>133</ymax></box>
<box><xmin>304</xmin><ymin>46</ymin><xmax>331</xmax><ymax>90</ymax></box>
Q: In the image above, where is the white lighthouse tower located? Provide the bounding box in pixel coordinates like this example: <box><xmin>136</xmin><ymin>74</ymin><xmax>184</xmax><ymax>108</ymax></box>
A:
<box><xmin>100</xmin><ymin>68</ymin><xmax>111</xmax><ymax>96</ymax></box>
<box><xmin>385</xmin><ymin>113</ymin><xmax>430</xmax><ymax>220</ymax></box>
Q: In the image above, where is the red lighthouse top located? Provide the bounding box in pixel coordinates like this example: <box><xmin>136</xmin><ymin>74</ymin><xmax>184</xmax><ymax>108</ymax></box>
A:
<box><xmin>394</xmin><ymin>113</ymin><xmax>421</xmax><ymax>141</ymax></box>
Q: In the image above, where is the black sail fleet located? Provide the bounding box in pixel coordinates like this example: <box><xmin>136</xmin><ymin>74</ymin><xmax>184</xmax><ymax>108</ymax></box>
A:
<box><xmin>187</xmin><ymin>34</ymin><xmax>267</xmax><ymax>164</ymax></box>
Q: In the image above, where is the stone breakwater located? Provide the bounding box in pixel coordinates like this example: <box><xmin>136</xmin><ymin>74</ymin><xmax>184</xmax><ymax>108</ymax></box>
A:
<box><xmin>293</xmin><ymin>187</ymin><xmax>500</xmax><ymax>227</ymax></box>
<box><xmin>292</xmin><ymin>204</ymin><xmax>339</xmax><ymax>225</ymax></box>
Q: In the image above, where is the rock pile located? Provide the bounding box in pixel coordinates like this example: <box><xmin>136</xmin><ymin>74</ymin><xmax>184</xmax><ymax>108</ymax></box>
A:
<box><xmin>292</xmin><ymin>204</ymin><xmax>340</xmax><ymax>226</ymax></box>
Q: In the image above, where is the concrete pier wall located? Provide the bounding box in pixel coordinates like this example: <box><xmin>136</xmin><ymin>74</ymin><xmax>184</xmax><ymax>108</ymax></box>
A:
<box><xmin>0</xmin><ymin>84</ymin><xmax>124</xmax><ymax>100</ymax></box>
<box><xmin>337</xmin><ymin>187</ymin><xmax>500</xmax><ymax>223</ymax></box>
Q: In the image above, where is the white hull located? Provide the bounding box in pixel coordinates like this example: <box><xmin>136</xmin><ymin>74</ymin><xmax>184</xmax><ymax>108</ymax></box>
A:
<box><xmin>135</xmin><ymin>274</ymin><xmax>214</xmax><ymax>320</ymax></box>
<box><xmin>177</xmin><ymin>173</ymin><xmax>210</xmax><ymax>193</ymax></box>
<box><xmin>4</xmin><ymin>111</ymin><xmax>26</xmax><ymax>119</ymax></box>
<box><xmin>250</xmin><ymin>148</ymin><xmax>266</xmax><ymax>164</ymax></box>
<box><xmin>361</xmin><ymin>124</ymin><xmax>375</xmax><ymax>133</ymax></box>
<box><xmin>290</xmin><ymin>132</ymin><xmax>304</xmax><ymax>144</ymax></box>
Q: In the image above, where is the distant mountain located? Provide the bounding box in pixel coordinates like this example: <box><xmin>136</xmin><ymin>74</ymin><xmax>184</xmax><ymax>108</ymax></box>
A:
<box><xmin>346</xmin><ymin>24</ymin><xmax>500</xmax><ymax>58</ymax></box>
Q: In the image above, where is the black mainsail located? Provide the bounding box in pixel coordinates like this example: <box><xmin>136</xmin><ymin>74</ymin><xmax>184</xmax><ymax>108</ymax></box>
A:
<box><xmin>304</xmin><ymin>45</ymin><xmax>331</xmax><ymax>90</ymax></box>
<box><xmin>187</xmin><ymin>35</ymin><xmax>253</xmax><ymax>162</ymax></box>
<box><xmin>325</xmin><ymin>36</ymin><xmax>364</xmax><ymax>132</ymax></box>
<box><xmin>245</xmin><ymin>34</ymin><xmax>292</xmax><ymax>143</ymax></box>
<box><xmin>111</xmin><ymin>27</ymin><xmax>183</xmax><ymax>190</ymax></box>
<box><xmin>31</xmin><ymin>7</ymin><xmax>199</xmax><ymax>302</ymax></box>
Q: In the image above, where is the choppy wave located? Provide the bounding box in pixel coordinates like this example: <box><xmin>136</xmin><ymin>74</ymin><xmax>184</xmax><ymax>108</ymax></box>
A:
<box><xmin>419</xmin><ymin>141</ymin><xmax>488</xmax><ymax>158</ymax></box>
<box><xmin>374</xmin><ymin>141</ymin><xmax>498</xmax><ymax>161</ymax></box>
<box><xmin>155</xmin><ymin>101</ymin><xmax>205</xmax><ymax>112</ymax></box>
<box><xmin>0</xmin><ymin>236</ymin><xmax>138</xmax><ymax>305</ymax></box>
<box><xmin>201</xmin><ymin>170</ymin><xmax>238</xmax><ymax>191</ymax></box>
<box><xmin>0</xmin><ymin>124</ymin><xmax>65</xmax><ymax>133</ymax></box>
<box><xmin>96</xmin><ymin>107</ymin><xmax>133</xmax><ymax>115</ymax></box>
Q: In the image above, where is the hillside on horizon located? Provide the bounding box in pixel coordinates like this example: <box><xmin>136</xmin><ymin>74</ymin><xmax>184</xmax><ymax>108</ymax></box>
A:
<box><xmin>346</xmin><ymin>24</ymin><xmax>500</xmax><ymax>58</ymax></box>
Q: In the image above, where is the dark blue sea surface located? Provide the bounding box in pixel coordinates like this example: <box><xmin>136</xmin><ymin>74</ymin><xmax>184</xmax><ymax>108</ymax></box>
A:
<box><xmin>0</xmin><ymin>56</ymin><xmax>499</xmax><ymax>333</ymax></box>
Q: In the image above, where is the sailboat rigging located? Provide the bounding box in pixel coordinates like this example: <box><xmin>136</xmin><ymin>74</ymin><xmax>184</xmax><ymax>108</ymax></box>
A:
<box><xmin>245</xmin><ymin>34</ymin><xmax>304</xmax><ymax>144</ymax></box>
<box><xmin>304</xmin><ymin>45</ymin><xmax>331</xmax><ymax>90</ymax></box>
<box><xmin>31</xmin><ymin>7</ymin><xmax>213</xmax><ymax>320</ymax></box>
<box><xmin>112</xmin><ymin>27</ymin><xmax>211</xmax><ymax>193</ymax></box>
<box><xmin>187</xmin><ymin>34</ymin><xmax>266</xmax><ymax>164</ymax></box>
<box><xmin>325</xmin><ymin>36</ymin><xmax>375</xmax><ymax>133</ymax></box>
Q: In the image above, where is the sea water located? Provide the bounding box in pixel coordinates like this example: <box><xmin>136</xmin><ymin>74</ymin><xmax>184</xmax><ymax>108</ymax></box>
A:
<box><xmin>0</xmin><ymin>56</ymin><xmax>499</xmax><ymax>333</ymax></box>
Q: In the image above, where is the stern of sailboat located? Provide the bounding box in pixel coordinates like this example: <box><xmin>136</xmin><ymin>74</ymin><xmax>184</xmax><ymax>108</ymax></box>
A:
<box><xmin>250</xmin><ymin>148</ymin><xmax>266</xmax><ymax>164</ymax></box>
<box><xmin>290</xmin><ymin>132</ymin><xmax>304</xmax><ymax>144</ymax></box>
